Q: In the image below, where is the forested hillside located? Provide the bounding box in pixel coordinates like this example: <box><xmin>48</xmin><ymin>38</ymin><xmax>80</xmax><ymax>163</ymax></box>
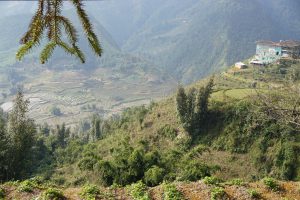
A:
<box><xmin>0</xmin><ymin>59</ymin><xmax>299</xmax><ymax>199</ymax></box>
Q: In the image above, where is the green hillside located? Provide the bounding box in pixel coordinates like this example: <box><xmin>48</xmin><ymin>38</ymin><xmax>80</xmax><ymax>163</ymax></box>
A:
<box><xmin>1</xmin><ymin>58</ymin><xmax>300</xmax><ymax>199</ymax></box>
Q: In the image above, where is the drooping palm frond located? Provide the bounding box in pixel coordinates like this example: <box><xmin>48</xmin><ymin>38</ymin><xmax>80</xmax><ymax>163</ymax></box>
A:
<box><xmin>17</xmin><ymin>0</ymin><xmax>102</xmax><ymax>64</ymax></box>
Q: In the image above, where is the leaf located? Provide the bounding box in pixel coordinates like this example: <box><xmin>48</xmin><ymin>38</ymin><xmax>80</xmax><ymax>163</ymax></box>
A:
<box><xmin>40</xmin><ymin>42</ymin><xmax>56</xmax><ymax>64</ymax></box>
<box><xmin>16</xmin><ymin>41</ymin><xmax>35</xmax><ymax>61</ymax></box>
<box><xmin>57</xmin><ymin>16</ymin><xmax>78</xmax><ymax>44</ymax></box>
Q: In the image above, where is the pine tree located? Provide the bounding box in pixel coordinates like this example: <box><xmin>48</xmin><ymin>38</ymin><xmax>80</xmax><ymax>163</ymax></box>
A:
<box><xmin>55</xmin><ymin>123</ymin><xmax>70</xmax><ymax>148</ymax></box>
<box><xmin>0</xmin><ymin>110</ymin><xmax>9</xmax><ymax>181</ymax></box>
<box><xmin>7</xmin><ymin>90</ymin><xmax>36</xmax><ymax>179</ymax></box>
<box><xmin>17</xmin><ymin>0</ymin><xmax>102</xmax><ymax>64</ymax></box>
<box><xmin>91</xmin><ymin>115</ymin><xmax>102</xmax><ymax>142</ymax></box>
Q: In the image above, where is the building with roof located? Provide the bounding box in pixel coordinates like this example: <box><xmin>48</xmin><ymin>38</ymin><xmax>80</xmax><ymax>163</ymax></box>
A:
<box><xmin>235</xmin><ymin>62</ymin><xmax>247</xmax><ymax>69</ymax></box>
<box><xmin>250</xmin><ymin>40</ymin><xmax>300</xmax><ymax>65</ymax></box>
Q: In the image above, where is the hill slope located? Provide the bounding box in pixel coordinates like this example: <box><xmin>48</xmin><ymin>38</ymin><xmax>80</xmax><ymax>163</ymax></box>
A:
<box><xmin>86</xmin><ymin>0</ymin><xmax>300</xmax><ymax>83</ymax></box>
<box><xmin>1</xmin><ymin>59</ymin><xmax>300</xmax><ymax>199</ymax></box>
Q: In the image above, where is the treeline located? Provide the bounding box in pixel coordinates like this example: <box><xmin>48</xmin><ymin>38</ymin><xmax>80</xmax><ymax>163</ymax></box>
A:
<box><xmin>0</xmin><ymin>91</ymin><xmax>105</xmax><ymax>181</ymax></box>
<box><xmin>0</xmin><ymin>77</ymin><xmax>299</xmax><ymax>185</ymax></box>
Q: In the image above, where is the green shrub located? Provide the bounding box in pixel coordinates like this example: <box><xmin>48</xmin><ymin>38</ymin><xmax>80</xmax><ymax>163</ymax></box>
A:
<box><xmin>80</xmin><ymin>185</ymin><xmax>100</xmax><ymax>200</ymax></box>
<box><xmin>211</xmin><ymin>187</ymin><xmax>225</xmax><ymax>200</ymax></box>
<box><xmin>42</xmin><ymin>188</ymin><xmax>65</xmax><ymax>200</ymax></box>
<box><xmin>180</xmin><ymin>161</ymin><xmax>211</xmax><ymax>181</ymax></box>
<box><xmin>95</xmin><ymin>160</ymin><xmax>115</xmax><ymax>186</ymax></box>
<box><xmin>144</xmin><ymin>166</ymin><xmax>165</xmax><ymax>186</ymax></box>
<box><xmin>247</xmin><ymin>189</ymin><xmax>260</xmax><ymax>199</ymax></box>
<box><xmin>0</xmin><ymin>187</ymin><xmax>5</xmax><ymax>199</ymax></box>
<box><xmin>229</xmin><ymin>178</ymin><xmax>245</xmax><ymax>186</ymax></box>
<box><xmin>158</xmin><ymin>125</ymin><xmax>177</xmax><ymax>140</ymax></box>
<box><xmin>128</xmin><ymin>181</ymin><xmax>150</xmax><ymax>200</ymax></box>
<box><xmin>18</xmin><ymin>180</ymin><xmax>36</xmax><ymax>193</ymax></box>
<box><xmin>162</xmin><ymin>183</ymin><xmax>184</xmax><ymax>200</ymax></box>
<box><xmin>262</xmin><ymin>177</ymin><xmax>280</xmax><ymax>191</ymax></box>
<box><xmin>203</xmin><ymin>176</ymin><xmax>221</xmax><ymax>185</ymax></box>
<box><xmin>78</xmin><ymin>157</ymin><xmax>98</xmax><ymax>171</ymax></box>
<box><xmin>50</xmin><ymin>106</ymin><xmax>62</xmax><ymax>116</ymax></box>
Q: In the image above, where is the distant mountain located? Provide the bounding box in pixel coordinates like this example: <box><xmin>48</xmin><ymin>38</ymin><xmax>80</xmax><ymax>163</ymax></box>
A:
<box><xmin>86</xmin><ymin>0</ymin><xmax>300</xmax><ymax>83</ymax></box>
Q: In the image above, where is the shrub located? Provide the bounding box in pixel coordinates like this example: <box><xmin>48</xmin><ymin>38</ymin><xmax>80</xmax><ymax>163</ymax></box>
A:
<box><xmin>180</xmin><ymin>161</ymin><xmax>212</xmax><ymax>181</ymax></box>
<box><xmin>18</xmin><ymin>180</ymin><xmax>36</xmax><ymax>193</ymax></box>
<box><xmin>95</xmin><ymin>160</ymin><xmax>115</xmax><ymax>186</ymax></box>
<box><xmin>203</xmin><ymin>176</ymin><xmax>221</xmax><ymax>185</ymax></box>
<box><xmin>211</xmin><ymin>187</ymin><xmax>225</xmax><ymax>200</ymax></box>
<box><xmin>162</xmin><ymin>183</ymin><xmax>184</xmax><ymax>200</ymax></box>
<box><xmin>144</xmin><ymin>166</ymin><xmax>165</xmax><ymax>186</ymax></box>
<box><xmin>78</xmin><ymin>157</ymin><xmax>98</xmax><ymax>171</ymax></box>
<box><xmin>50</xmin><ymin>106</ymin><xmax>62</xmax><ymax>116</ymax></box>
<box><xmin>158</xmin><ymin>125</ymin><xmax>177</xmax><ymax>140</ymax></box>
<box><xmin>247</xmin><ymin>189</ymin><xmax>260</xmax><ymax>199</ymax></box>
<box><xmin>80</xmin><ymin>185</ymin><xmax>100</xmax><ymax>200</ymax></box>
<box><xmin>42</xmin><ymin>188</ymin><xmax>65</xmax><ymax>200</ymax></box>
<box><xmin>0</xmin><ymin>187</ymin><xmax>5</xmax><ymax>199</ymax></box>
<box><xmin>229</xmin><ymin>178</ymin><xmax>245</xmax><ymax>186</ymax></box>
<box><xmin>262</xmin><ymin>177</ymin><xmax>280</xmax><ymax>191</ymax></box>
<box><xmin>128</xmin><ymin>181</ymin><xmax>150</xmax><ymax>200</ymax></box>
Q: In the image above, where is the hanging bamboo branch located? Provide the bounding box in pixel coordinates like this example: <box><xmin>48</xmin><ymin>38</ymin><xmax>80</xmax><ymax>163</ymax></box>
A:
<box><xmin>17</xmin><ymin>0</ymin><xmax>102</xmax><ymax>64</ymax></box>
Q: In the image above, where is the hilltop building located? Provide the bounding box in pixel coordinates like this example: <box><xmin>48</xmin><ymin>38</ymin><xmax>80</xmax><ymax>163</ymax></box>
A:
<box><xmin>235</xmin><ymin>62</ymin><xmax>247</xmax><ymax>69</ymax></box>
<box><xmin>250</xmin><ymin>40</ymin><xmax>300</xmax><ymax>65</ymax></box>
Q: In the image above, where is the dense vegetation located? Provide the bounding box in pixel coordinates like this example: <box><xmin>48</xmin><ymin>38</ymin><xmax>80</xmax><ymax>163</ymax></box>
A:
<box><xmin>0</xmin><ymin>59</ymin><xmax>299</xmax><ymax>200</ymax></box>
<box><xmin>0</xmin><ymin>59</ymin><xmax>299</xmax><ymax>185</ymax></box>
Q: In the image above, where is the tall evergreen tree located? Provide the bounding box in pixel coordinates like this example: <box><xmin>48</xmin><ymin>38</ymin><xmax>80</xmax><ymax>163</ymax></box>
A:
<box><xmin>91</xmin><ymin>115</ymin><xmax>102</xmax><ymax>142</ymax></box>
<box><xmin>0</xmin><ymin>110</ymin><xmax>9</xmax><ymax>181</ymax></box>
<box><xmin>7</xmin><ymin>91</ymin><xmax>36</xmax><ymax>179</ymax></box>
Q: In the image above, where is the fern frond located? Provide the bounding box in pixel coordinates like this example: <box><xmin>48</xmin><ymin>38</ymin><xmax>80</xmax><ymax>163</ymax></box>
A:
<box><xmin>40</xmin><ymin>42</ymin><xmax>56</xmax><ymax>64</ymax></box>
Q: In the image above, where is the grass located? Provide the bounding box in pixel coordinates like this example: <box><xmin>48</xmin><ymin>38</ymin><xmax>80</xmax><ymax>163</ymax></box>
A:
<box><xmin>247</xmin><ymin>189</ymin><xmax>260</xmax><ymax>199</ymax></box>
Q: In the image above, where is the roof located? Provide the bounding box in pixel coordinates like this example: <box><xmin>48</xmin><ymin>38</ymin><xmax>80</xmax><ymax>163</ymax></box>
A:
<box><xmin>256</xmin><ymin>40</ymin><xmax>300</xmax><ymax>48</ymax></box>
<box><xmin>235</xmin><ymin>62</ymin><xmax>246</xmax><ymax>66</ymax></box>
